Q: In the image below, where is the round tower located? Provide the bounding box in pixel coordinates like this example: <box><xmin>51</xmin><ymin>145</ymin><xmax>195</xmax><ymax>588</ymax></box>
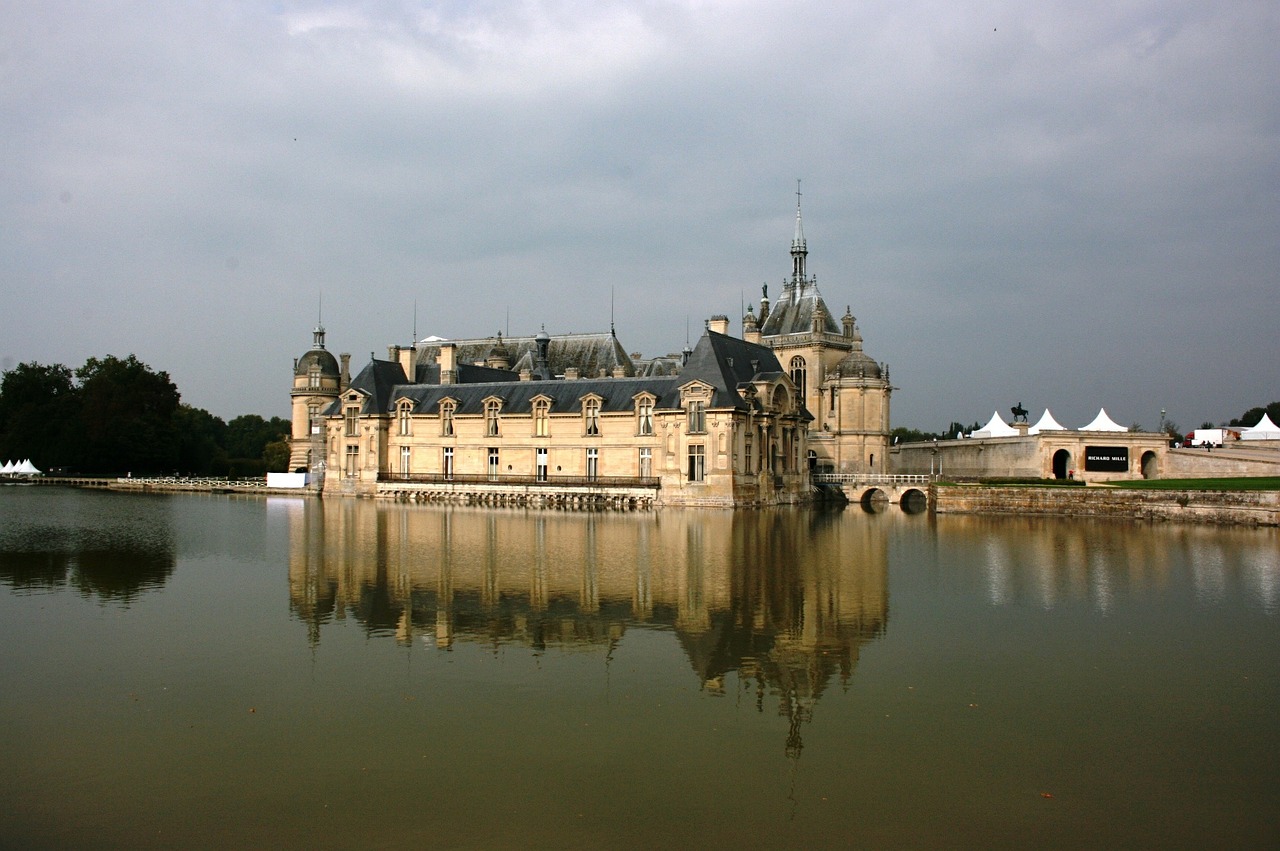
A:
<box><xmin>289</xmin><ymin>325</ymin><xmax>343</xmax><ymax>473</ymax></box>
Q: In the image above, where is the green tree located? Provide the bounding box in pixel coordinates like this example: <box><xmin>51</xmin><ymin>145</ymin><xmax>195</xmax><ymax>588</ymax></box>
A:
<box><xmin>174</xmin><ymin>404</ymin><xmax>228</xmax><ymax>476</ymax></box>
<box><xmin>75</xmin><ymin>355</ymin><xmax>181</xmax><ymax>475</ymax></box>
<box><xmin>224</xmin><ymin>415</ymin><xmax>291</xmax><ymax>476</ymax></box>
<box><xmin>0</xmin><ymin>361</ymin><xmax>81</xmax><ymax>469</ymax></box>
<box><xmin>262</xmin><ymin>438</ymin><xmax>291</xmax><ymax>473</ymax></box>
<box><xmin>1228</xmin><ymin>401</ymin><xmax>1280</xmax><ymax>428</ymax></box>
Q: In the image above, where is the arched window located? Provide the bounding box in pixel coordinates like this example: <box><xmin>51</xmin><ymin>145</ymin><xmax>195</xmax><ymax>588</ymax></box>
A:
<box><xmin>397</xmin><ymin>400</ymin><xmax>413</xmax><ymax>436</ymax></box>
<box><xmin>789</xmin><ymin>356</ymin><xmax>806</xmax><ymax>401</ymax></box>
<box><xmin>636</xmin><ymin>397</ymin><xmax>654</xmax><ymax>435</ymax></box>
<box><xmin>533</xmin><ymin>399</ymin><xmax>550</xmax><ymax>437</ymax></box>
<box><xmin>485</xmin><ymin>400</ymin><xmax>501</xmax><ymax>437</ymax></box>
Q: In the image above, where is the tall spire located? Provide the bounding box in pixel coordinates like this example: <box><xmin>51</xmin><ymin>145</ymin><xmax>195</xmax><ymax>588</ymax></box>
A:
<box><xmin>791</xmin><ymin>179</ymin><xmax>807</xmax><ymax>285</ymax></box>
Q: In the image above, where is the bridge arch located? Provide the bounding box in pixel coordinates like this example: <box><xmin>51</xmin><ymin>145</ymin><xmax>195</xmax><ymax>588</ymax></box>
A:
<box><xmin>900</xmin><ymin>488</ymin><xmax>928</xmax><ymax>514</ymax></box>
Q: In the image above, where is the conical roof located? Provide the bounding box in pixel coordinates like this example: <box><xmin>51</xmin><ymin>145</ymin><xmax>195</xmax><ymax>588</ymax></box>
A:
<box><xmin>1080</xmin><ymin>408</ymin><xmax>1126</xmax><ymax>431</ymax></box>
<box><xmin>1241</xmin><ymin>412</ymin><xmax>1280</xmax><ymax>439</ymax></box>
<box><xmin>971</xmin><ymin>410</ymin><xmax>1019</xmax><ymax>438</ymax></box>
<box><xmin>1028</xmin><ymin>409</ymin><xmax>1066</xmax><ymax>435</ymax></box>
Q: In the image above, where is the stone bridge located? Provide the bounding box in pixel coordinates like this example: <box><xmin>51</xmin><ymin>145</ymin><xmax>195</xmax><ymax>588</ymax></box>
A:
<box><xmin>812</xmin><ymin>474</ymin><xmax>933</xmax><ymax>512</ymax></box>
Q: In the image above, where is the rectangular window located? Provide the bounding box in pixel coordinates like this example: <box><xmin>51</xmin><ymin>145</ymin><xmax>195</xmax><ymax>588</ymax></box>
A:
<box><xmin>441</xmin><ymin>404</ymin><xmax>454</xmax><ymax>437</ymax></box>
<box><xmin>584</xmin><ymin>400</ymin><xmax>600</xmax><ymax>436</ymax></box>
<box><xmin>536</xmin><ymin>447</ymin><xmax>548</xmax><ymax>482</ymax></box>
<box><xmin>399</xmin><ymin>446</ymin><xmax>411</xmax><ymax>475</ymax></box>
<box><xmin>398</xmin><ymin>404</ymin><xmax>412</xmax><ymax>436</ymax></box>
<box><xmin>687</xmin><ymin>401</ymin><xmax>706</xmax><ymax>433</ymax></box>
<box><xmin>744</xmin><ymin>433</ymin><xmax>753</xmax><ymax>472</ymax></box>
<box><xmin>638</xmin><ymin>447</ymin><xmax>652</xmax><ymax>478</ymax></box>
<box><xmin>344</xmin><ymin>406</ymin><xmax>359</xmax><ymax>437</ymax></box>
<box><xmin>487</xmin><ymin>447</ymin><xmax>499</xmax><ymax>480</ymax></box>
<box><xmin>344</xmin><ymin>444</ymin><xmax>359</xmax><ymax>477</ymax></box>
<box><xmin>443</xmin><ymin>447</ymin><xmax>454</xmax><ymax>479</ymax></box>
<box><xmin>687</xmin><ymin>444</ymin><xmax>705</xmax><ymax>482</ymax></box>
<box><xmin>586</xmin><ymin>448</ymin><xmax>599</xmax><ymax>480</ymax></box>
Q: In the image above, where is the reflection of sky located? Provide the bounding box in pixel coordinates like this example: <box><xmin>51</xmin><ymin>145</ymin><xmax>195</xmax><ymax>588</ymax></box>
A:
<box><xmin>944</xmin><ymin>517</ymin><xmax>1279</xmax><ymax>616</ymax></box>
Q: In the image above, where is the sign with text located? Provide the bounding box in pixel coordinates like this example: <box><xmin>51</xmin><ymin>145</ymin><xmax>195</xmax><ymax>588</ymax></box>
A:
<box><xmin>1084</xmin><ymin>446</ymin><xmax>1129</xmax><ymax>472</ymax></box>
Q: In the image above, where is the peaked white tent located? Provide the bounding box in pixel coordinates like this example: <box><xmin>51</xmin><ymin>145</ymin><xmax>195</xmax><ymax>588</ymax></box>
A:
<box><xmin>13</xmin><ymin>459</ymin><xmax>42</xmax><ymax>475</ymax></box>
<box><xmin>1080</xmin><ymin>408</ymin><xmax>1126</xmax><ymax>432</ymax></box>
<box><xmin>1241</xmin><ymin>412</ymin><xmax>1280</xmax><ymax>440</ymax></box>
<box><xmin>1028</xmin><ymin>409</ymin><xmax>1066</xmax><ymax>435</ymax></box>
<box><xmin>0</xmin><ymin>460</ymin><xmax>13</xmax><ymax>475</ymax></box>
<box><xmin>971</xmin><ymin>410</ymin><xmax>1019</xmax><ymax>438</ymax></box>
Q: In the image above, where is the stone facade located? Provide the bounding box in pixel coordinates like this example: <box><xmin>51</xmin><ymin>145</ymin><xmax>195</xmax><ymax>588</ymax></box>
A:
<box><xmin>302</xmin><ymin>327</ymin><xmax>812</xmax><ymax>507</ymax></box>
<box><xmin>892</xmin><ymin>428</ymin><xmax>1171</xmax><ymax>482</ymax></box>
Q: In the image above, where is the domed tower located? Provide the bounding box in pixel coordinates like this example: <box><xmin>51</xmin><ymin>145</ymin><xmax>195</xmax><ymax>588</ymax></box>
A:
<box><xmin>289</xmin><ymin>325</ymin><xmax>345</xmax><ymax>473</ymax></box>
<box><xmin>825</xmin><ymin>317</ymin><xmax>892</xmax><ymax>474</ymax></box>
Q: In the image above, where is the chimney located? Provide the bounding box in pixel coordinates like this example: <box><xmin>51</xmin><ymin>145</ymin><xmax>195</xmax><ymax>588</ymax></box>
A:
<box><xmin>440</xmin><ymin>343</ymin><xmax>457</xmax><ymax>385</ymax></box>
<box><xmin>708</xmin><ymin>314</ymin><xmax>730</xmax><ymax>335</ymax></box>
<box><xmin>339</xmin><ymin>353</ymin><xmax>351</xmax><ymax>391</ymax></box>
<box><xmin>565</xmin><ymin>367</ymin><xmax>580</xmax><ymax>381</ymax></box>
<box><xmin>399</xmin><ymin>345</ymin><xmax>415</xmax><ymax>379</ymax></box>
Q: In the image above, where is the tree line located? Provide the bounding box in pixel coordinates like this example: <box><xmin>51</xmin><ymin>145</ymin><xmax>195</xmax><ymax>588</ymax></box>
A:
<box><xmin>0</xmin><ymin>355</ymin><xmax>290</xmax><ymax>477</ymax></box>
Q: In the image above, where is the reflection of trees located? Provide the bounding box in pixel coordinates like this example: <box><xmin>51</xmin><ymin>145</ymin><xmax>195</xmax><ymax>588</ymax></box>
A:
<box><xmin>288</xmin><ymin>501</ymin><xmax>890</xmax><ymax>754</ymax></box>
<box><xmin>0</xmin><ymin>523</ymin><xmax>176</xmax><ymax>604</ymax></box>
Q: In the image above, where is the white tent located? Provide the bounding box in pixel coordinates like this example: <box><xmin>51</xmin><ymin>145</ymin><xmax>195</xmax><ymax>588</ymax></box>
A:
<box><xmin>1241</xmin><ymin>412</ymin><xmax>1280</xmax><ymax>440</ymax></box>
<box><xmin>971</xmin><ymin>410</ymin><xmax>1019</xmax><ymax>438</ymax></box>
<box><xmin>0</xmin><ymin>460</ymin><xmax>13</xmax><ymax>474</ymax></box>
<box><xmin>1080</xmin><ymin>408</ymin><xmax>1126</xmax><ymax>432</ymax></box>
<box><xmin>14</xmin><ymin>459</ymin><xmax>42</xmax><ymax>475</ymax></box>
<box><xmin>1028</xmin><ymin>409</ymin><xmax>1066</xmax><ymax>435</ymax></box>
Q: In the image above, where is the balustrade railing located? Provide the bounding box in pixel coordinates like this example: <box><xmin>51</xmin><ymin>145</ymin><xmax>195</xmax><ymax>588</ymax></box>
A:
<box><xmin>379</xmin><ymin>472</ymin><xmax>660</xmax><ymax>489</ymax></box>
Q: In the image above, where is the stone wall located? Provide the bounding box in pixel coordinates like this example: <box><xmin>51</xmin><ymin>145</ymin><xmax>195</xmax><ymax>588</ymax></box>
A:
<box><xmin>934</xmin><ymin>484</ymin><xmax>1279</xmax><ymax>526</ymax></box>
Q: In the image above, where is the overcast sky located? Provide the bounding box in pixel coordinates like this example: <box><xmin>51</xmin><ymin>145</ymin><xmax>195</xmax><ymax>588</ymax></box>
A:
<box><xmin>3</xmin><ymin>1</ymin><xmax>1276</xmax><ymax>431</ymax></box>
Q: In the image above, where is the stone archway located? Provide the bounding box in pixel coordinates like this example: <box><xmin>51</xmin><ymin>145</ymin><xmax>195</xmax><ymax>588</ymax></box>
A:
<box><xmin>1141</xmin><ymin>451</ymin><xmax>1158</xmax><ymax>479</ymax></box>
<box><xmin>1052</xmin><ymin>449</ymin><xmax>1071</xmax><ymax>479</ymax></box>
<box><xmin>859</xmin><ymin>487</ymin><xmax>888</xmax><ymax>513</ymax></box>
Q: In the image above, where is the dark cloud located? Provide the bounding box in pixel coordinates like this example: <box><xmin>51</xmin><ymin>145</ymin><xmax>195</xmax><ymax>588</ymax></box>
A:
<box><xmin>2</xmin><ymin>1</ymin><xmax>1276</xmax><ymax>431</ymax></box>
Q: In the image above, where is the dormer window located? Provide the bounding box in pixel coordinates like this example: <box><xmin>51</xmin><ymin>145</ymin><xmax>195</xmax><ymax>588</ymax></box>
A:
<box><xmin>636</xmin><ymin>397</ymin><xmax>654</xmax><ymax>436</ymax></box>
<box><xmin>533</xmin><ymin>399</ymin><xmax>550</xmax><ymax>437</ymax></box>
<box><xmin>440</xmin><ymin>401</ymin><xmax>455</xmax><ymax>436</ymax></box>
<box><xmin>308</xmin><ymin>364</ymin><xmax>321</xmax><ymax>389</ymax></box>
<box><xmin>344</xmin><ymin>404</ymin><xmax>359</xmax><ymax>437</ymax></box>
<box><xmin>485</xmin><ymin>399</ymin><xmax>501</xmax><ymax>437</ymax></box>
<box><xmin>583</xmin><ymin>398</ymin><xmax>601</xmax><ymax>436</ymax></box>
<box><xmin>396</xmin><ymin>400</ymin><xmax>413</xmax><ymax>436</ymax></box>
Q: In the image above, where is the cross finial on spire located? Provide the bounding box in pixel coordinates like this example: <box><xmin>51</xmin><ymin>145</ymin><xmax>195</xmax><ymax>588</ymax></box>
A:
<box><xmin>796</xmin><ymin>178</ymin><xmax>802</xmax><ymax>209</ymax></box>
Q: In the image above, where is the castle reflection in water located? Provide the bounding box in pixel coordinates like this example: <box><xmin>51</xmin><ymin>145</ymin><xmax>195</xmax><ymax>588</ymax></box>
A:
<box><xmin>286</xmin><ymin>501</ymin><xmax>889</xmax><ymax>754</ymax></box>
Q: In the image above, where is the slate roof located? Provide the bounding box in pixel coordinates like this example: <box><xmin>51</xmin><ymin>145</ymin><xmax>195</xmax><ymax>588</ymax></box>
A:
<box><xmin>759</xmin><ymin>280</ymin><xmax>840</xmax><ymax>337</ymax></box>
<box><xmin>336</xmin><ymin>329</ymin><xmax>811</xmax><ymax>420</ymax></box>
<box><xmin>414</xmin><ymin>332</ymin><xmax>634</xmax><ymax>380</ymax></box>
<box><xmin>333</xmin><ymin>359</ymin><xmax>408</xmax><ymax>414</ymax></box>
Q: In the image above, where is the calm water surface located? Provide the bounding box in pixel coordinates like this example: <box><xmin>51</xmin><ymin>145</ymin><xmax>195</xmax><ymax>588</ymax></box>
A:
<box><xmin>1</xmin><ymin>486</ymin><xmax>1277</xmax><ymax>848</ymax></box>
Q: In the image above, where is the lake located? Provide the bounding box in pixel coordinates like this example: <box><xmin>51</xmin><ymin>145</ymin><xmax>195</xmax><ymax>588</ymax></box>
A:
<box><xmin>1</xmin><ymin>486</ymin><xmax>1277</xmax><ymax>848</ymax></box>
